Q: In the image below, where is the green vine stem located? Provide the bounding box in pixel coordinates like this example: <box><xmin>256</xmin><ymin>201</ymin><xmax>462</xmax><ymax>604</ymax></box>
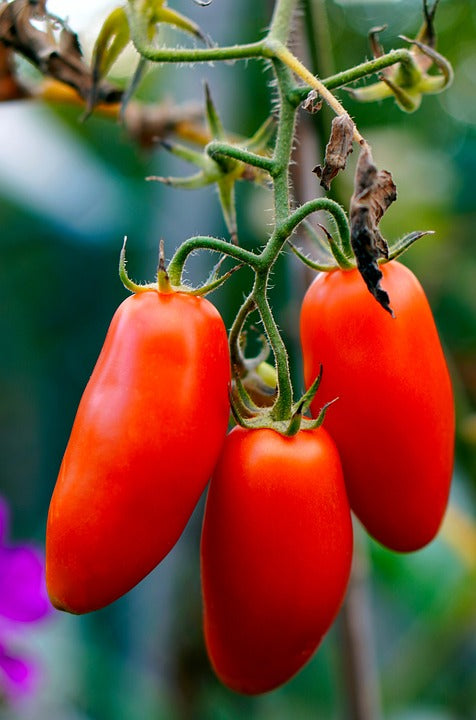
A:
<box><xmin>268</xmin><ymin>41</ymin><xmax>366</xmax><ymax>145</ymax></box>
<box><xmin>167</xmin><ymin>236</ymin><xmax>261</xmax><ymax>286</ymax></box>
<box><xmin>206</xmin><ymin>142</ymin><xmax>276</xmax><ymax>175</ymax></box>
<box><xmin>157</xmin><ymin>0</ymin><xmax>351</xmax><ymax>425</ymax></box>
<box><xmin>126</xmin><ymin>2</ymin><xmax>268</xmax><ymax>62</ymax></box>
<box><xmin>128</xmin><ymin>0</ymin><xmax>451</xmax><ymax>428</ymax></box>
<box><xmin>228</xmin><ymin>296</ymin><xmax>258</xmax><ymax>371</ymax></box>
<box><xmin>288</xmin><ymin>49</ymin><xmax>416</xmax><ymax>104</ymax></box>
<box><xmin>267</xmin><ymin>0</ymin><xmax>298</xmax><ymax>44</ymax></box>
<box><xmin>254</xmin><ymin>282</ymin><xmax>293</xmax><ymax>420</ymax></box>
<box><xmin>274</xmin><ymin>197</ymin><xmax>353</xmax><ymax>263</ymax></box>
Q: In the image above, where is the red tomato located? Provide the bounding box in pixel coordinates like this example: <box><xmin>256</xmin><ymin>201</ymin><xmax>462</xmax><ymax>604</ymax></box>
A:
<box><xmin>46</xmin><ymin>290</ymin><xmax>230</xmax><ymax>614</ymax></box>
<box><xmin>300</xmin><ymin>261</ymin><xmax>454</xmax><ymax>552</ymax></box>
<box><xmin>201</xmin><ymin>426</ymin><xmax>353</xmax><ymax>695</ymax></box>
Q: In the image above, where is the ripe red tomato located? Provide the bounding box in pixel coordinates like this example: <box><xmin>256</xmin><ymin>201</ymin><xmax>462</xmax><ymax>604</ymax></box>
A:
<box><xmin>300</xmin><ymin>260</ymin><xmax>454</xmax><ymax>552</ymax></box>
<box><xmin>46</xmin><ymin>290</ymin><xmax>230</xmax><ymax>614</ymax></box>
<box><xmin>201</xmin><ymin>426</ymin><xmax>353</xmax><ymax>695</ymax></box>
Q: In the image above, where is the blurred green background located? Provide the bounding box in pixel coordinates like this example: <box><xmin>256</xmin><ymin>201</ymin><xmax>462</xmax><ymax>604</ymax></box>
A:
<box><xmin>0</xmin><ymin>0</ymin><xmax>475</xmax><ymax>718</ymax></box>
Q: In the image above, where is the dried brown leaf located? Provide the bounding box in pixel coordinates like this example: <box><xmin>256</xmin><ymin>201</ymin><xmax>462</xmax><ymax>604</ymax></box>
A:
<box><xmin>350</xmin><ymin>144</ymin><xmax>397</xmax><ymax>315</ymax></box>
<box><xmin>0</xmin><ymin>0</ymin><xmax>121</xmax><ymax>104</ymax></box>
<box><xmin>302</xmin><ymin>90</ymin><xmax>322</xmax><ymax>114</ymax></box>
<box><xmin>313</xmin><ymin>114</ymin><xmax>354</xmax><ymax>191</ymax></box>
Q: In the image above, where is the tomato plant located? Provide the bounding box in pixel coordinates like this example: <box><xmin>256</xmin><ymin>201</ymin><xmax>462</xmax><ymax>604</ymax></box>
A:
<box><xmin>300</xmin><ymin>261</ymin><xmax>454</xmax><ymax>552</ymax></box>
<box><xmin>201</xmin><ymin>426</ymin><xmax>353</xmax><ymax>695</ymax></box>
<box><xmin>46</xmin><ymin>288</ymin><xmax>230</xmax><ymax>614</ymax></box>
<box><xmin>4</xmin><ymin>0</ymin><xmax>456</xmax><ymax>709</ymax></box>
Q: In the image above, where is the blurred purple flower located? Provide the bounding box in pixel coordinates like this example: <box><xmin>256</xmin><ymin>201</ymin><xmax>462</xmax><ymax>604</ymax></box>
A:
<box><xmin>0</xmin><ymin>497</ymin><xmax>50</xmax><ymax>701</ymax></box>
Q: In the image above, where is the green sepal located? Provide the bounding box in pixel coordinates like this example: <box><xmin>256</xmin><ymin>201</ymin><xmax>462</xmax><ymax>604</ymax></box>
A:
<box><xmin>380</xmin><ymin>74</ymin><xmax>422</xmax><ymax>113</ymax></box>
<box><xmin>92</xmin><ymin>7</ymin><xmax>131</xmax><ymax>82</ymax></box>
<box><xmin>292</xmin><ymin>366</ymin><xmax>323</xmax><ymax>418</ymax></box>
<box><xmin>147</xmin><ymin>169</ymin><xmax>219</xmax><ymax>189</ymax></box>
<box><xmin>302</xmin><ymin>220</ymin><xmax>336</xmax><ymax>263</ymax></box>
<box><xmin>387</xmin><ymin>230</ymin><xmax>434</xmax><ymax>261</ymax></box>
<box><xmin>205</xmin><ymin>82</ymin><xmax>227</xmax><ymax>143</ymax></box>
<box><xmin>147</xmin><ymin>148</ymin><xmax>234</xmax><ymax>190</ymax></box>
<box><xmin>246</xmin><ymin>116</ymin><xmax>276</xmax><ymax>152</ymax></box>
<box><xmin>349</xmin><ymin>33</ymin><xmax>453</xmax><ymax>113</ymax></box>
<box><xmin>185</xmin><ymin>262</ymin><xmax>243</xmax><ymax>296</ymax></box>
<box><xmin>119</xmin><ymin>237</ymin><xmax>156</xmax><ymax>294</ymax></box>
<box><xmin>392</xmin><ymin>50</ymin><xmax>424</xmax><ymax>92</ymax></box>
<box><xmin>159</xmin><ymin>139</ymin><xmax>215</xmax><ymax>170</ymax></box>
<box><xmin>288</xmin><ymin>241</ymin><xmax>341</xmax><ymax>273</ymax></box>
<box><xmin>303</xmin><ymin>397</ymin><xmax>339</xmax><ymax>430</ymax></box>
<box><xmin>316</xmin><ymin>222</ymin><xmax>354</xmax><ymax>269</ymax></box>
<box><xmin>120</xmin><ymin>57</ymin><xmax>148</xmax><ymax>119</ymax></box>
<box><xmin>217</xmin><ymin>174</ymin><xmax>238</xmax><ymax>242</ymax></box>
<box><xmin>153</xmin><ymin>5</ymin><xmax>206</xmax><ymax>42</ymax></box>
<box><xmin>134</xmin><ymin>0</ymin><xmax>207</xmax><ymax>43</ymax></box>
<box><xmin>399</xmin><ymin>36</ymin><xmax>454</xmax><ymax>90</ymax></box>
<box><xmin>283</xmin><ymin>404</ymin><xmax>304</xmax><ymax>437</ymax></box>
<box><xmin>347</xmin><ymin>74</ymin><xmax>421</xmax><ymax>113</ymax></box>
<box><xmin>345</xmin><ymin>82</ymin><xmax>394</xmax><ymax>104</ymax></box>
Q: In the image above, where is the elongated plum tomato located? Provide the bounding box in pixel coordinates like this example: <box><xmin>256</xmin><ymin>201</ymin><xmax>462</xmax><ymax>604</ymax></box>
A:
<box><xmin>300</xmin><ymin>261</ymin><xmax>454</xmax><ymax>552</ymax></box>
<box><xmin>201</xmin><ymin>426</ymin><xmax>353</xmax><ymax>695</ymax></box>
<box><xmin>46</xmin><ymin>290</ymin><xmax>230</xmax><ymax>614</ymax></box>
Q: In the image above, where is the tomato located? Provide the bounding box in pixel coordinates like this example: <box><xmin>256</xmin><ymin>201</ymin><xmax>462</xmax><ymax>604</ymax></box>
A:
<box><xmin>201</xmin><ymin>426</ymin><xmax>353</xmax><ymax>695</ymax></box>
<box><xmin>46</xmin><ymin>290</ymin><xmax>230</xmax><ymax>614</ymax></box>
<box><xmin>300</xmin><ymin>260</ymin><xmax>454</xmax><ymax>552</ymax></box>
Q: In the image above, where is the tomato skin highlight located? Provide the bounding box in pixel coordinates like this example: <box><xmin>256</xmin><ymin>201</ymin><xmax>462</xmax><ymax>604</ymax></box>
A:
<box><xmin>300</xmin><ymin>261</ymin><xmax>454</xmax><ymax>552</ymax></box>
<box><xmin>201</xmin><ymin>426</ymin><xmax>353</xmax><ymax>695</ymax></box>
<box><xmin>46</xmin><ymin>291</ymin><xmax>230</xmax><ymax>614</ymax></box>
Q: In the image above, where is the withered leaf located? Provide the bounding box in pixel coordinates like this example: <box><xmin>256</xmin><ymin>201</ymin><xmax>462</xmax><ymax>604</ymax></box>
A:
<box><xmin>302</xmin><ymin>90</ymin><xmax>322</xmax><ymax>114</ymax></box>
<box><xmin>0</xmin><ymin>0</ymin><xmax>121</xmax><ymax>104</ymax></box>
<box><xmin>313</xmin><ymin>114</ymin><xmax>354</xmax><ymax>191</ymax></box>
<box><xmin>350</xmin><ymin>144</ymin><xmax>397</xmax><ymax>315</ymax></box>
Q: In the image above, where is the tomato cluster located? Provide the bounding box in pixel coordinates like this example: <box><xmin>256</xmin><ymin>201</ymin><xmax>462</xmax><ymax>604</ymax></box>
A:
<box><xmin>46</xmin><ymin>258</ymin><xmax>454</xmax><ymax>694</ymax></box>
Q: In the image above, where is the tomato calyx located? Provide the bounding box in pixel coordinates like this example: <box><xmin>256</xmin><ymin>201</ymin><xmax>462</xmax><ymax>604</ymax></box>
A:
<box><xmin>289</xmin><ymin>224</ymin><xmax>432</xmax><ymax>273</ymax></box>
<box><xmin>230</xmin><ymin>363</ymin><xmax>336</xmax><ymax>437</ymax></box>
<box><xmin>346</xmin><ymin>8</ymin><xmax>453</xmax><ymax>114</ymax></box>
<box><xmin>119</xmin><ymin>237</ymin><xmax>240</xmax><ymax>297</ymax></box>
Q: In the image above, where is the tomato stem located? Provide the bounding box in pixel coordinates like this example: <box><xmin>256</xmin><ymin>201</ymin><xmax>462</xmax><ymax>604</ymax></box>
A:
<box><xmin>125</xmin><ymin>0</ymin><xmax>454</xmax><ymax>431</ymax></box>
<box><xmin>167</xmin><ymin>236</ymin><xmax>261</xmax><ymax>287</ymax></box>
